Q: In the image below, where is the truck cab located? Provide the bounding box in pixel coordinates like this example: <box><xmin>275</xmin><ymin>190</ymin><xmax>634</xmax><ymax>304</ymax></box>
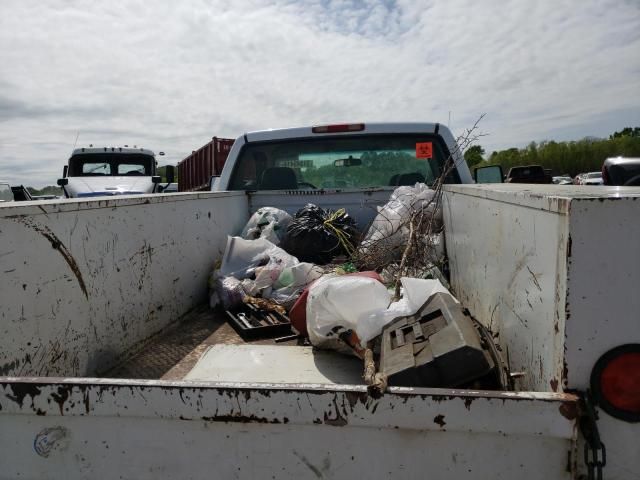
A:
<box><xmin>212</xmin><ymin>122</ymin><xmax>473</xmax><ymax>191</ymax></box>
<box><xmin>57</xmin><ymin>146</ymin><xmax>164</xmax><ymax>198</ymax></box>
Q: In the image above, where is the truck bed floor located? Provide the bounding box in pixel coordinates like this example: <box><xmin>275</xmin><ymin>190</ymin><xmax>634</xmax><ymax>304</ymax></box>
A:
<box><xmin>103</xmin><ymin>305</ymin><xmax>299</xmax><ymax>380</ymax></box>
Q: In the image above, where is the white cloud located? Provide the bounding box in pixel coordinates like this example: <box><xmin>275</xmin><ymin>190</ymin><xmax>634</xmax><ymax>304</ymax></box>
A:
<box><xmin>0</xmin><ymin>0</ymin><xmax>638</xmax><ymax>186</ymax></box>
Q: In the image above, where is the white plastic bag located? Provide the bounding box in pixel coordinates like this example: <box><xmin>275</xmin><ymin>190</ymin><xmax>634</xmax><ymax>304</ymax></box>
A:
<box><xmin>241</xmin><ymin>207</ymin><xmax>292</xmax><ymax>245</ymax></box>
<box><xmin>306</xmin><ymin>276</ymin><xmax>392</xmax><ymax>354</ymax></box>
<box><xmin>218</xmin><ymin>236</ymin><xmax>298</xmax><ymax>279</ymax></box>
<box><xmin>210</xmin><ymin>236</ymin><xmax>322</xmax><ymax>308</ymax></box>
<box><xmin>269</xmin><ymin>262</ymin><xmax>324</xmax><ymax>307</ymax></box>
<box><xmin>306</xmin><ymin>276</ymin><xmax>454</xmax><ymax>352</ymax></box>
<box><xmin>362</xmin><ymin>278</ymin><xmax>455</xmax><ymax>342</ymax></box>
<box><xmin>359</xmin><ymin>183</ymin><xmax>439</xmax><ymax>263</ymax></box>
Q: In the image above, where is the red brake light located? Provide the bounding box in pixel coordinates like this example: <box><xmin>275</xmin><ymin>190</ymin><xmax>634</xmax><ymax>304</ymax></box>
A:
<box><xmin>312</xmin><ymin>123</ymin><xmax>365</xmax><ymax>134</ymax></box>
<box><xmin>591</xmin><ymin>344</ymin><xmax>640</xmax><ymax>422</ymax></box>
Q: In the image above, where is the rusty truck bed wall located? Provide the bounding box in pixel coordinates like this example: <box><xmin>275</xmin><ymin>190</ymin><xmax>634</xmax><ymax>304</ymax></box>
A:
<box><xmin>0</xmin><ymin>378</ymin><xmax>578</xmax><ymax>480</ymax></box>
<box><xmin>0</xmin><ymin>192</ymin><xmax>248</xmax><ymax>377</ymax></box>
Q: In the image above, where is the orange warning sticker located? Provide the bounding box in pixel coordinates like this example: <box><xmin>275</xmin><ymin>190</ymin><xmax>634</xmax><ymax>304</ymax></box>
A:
<box><xmin>416</xmin><ymin>142</ymin><xmax>433</xmax><ymax>159</ymax></box>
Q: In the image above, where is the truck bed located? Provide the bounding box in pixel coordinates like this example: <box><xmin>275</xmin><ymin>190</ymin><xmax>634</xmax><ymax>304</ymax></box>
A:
<box><xmin>104</xmin><ymin>306</ymin><xmax>300</xmax><ymax>380</ymax></box>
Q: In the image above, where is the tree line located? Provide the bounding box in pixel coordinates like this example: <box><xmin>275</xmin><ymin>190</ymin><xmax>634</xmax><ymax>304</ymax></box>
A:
<box><xmin>465</xmin><ymin>127</ymin><xmax>640</xmax><ymax>177</ymax></box>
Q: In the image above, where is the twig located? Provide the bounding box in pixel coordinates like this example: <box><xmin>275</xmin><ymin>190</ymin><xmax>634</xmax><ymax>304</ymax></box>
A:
<box><xmin>353</xmin><ymin>114</ymin><xmax>487</xmax><ymax>296</ymax></box>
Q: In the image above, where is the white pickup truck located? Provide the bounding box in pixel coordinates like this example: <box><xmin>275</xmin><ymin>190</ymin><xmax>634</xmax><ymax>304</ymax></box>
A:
<box><xmin>57</xmin><ymin>146</ymin><xmax>175</xmax><ymax>198</ymax></box>
<box><xmin>1</xmin><ymin>123</ymin><xmax>638</xmax><ymax>479</ymax></box>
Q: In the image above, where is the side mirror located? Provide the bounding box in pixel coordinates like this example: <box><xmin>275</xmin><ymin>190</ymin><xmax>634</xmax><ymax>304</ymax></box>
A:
<box><xmin>474</xmin><ymin>165</ymin><xmax>504</xmax><ymax>184</ymax></box>
<box><xmin>62</xmin><ymin>165</ymin><xmax>68</xmax><ymax>178</ymax></box>
<box><xmin>210</xmin><ymin>175</ymin><xmax>221</xmax><ymax>191</ymax></box>
<box><xmin>57</xmin><ymin>178</ymin><xmax>68</xmax><ymax>186</ymax></box>
<box><xmin>152</xmin><ymin>176</ymin><xmax>161</xmax><ymax>184</ymax></box>
<box><xmin>164</xmin><ymin>165</ymin><xmax>176</xmax><ymax>184</ymax></box>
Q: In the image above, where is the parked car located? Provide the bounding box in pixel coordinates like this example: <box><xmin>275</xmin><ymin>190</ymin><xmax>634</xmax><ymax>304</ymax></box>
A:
<box><xmin>602</xmin><ymin>157</ymin><xmax>640</xmax><ymax>186</ymax></box>
<box><xmin>505</xmin><ymin>165</ymin><xmax>552</xmax><ymax>184</ymax></box>
<box><xmin>552</xmin><ymin>175</ymin><xmax>572</xmax><ymax>185</ymax></box>
<box><xmin>581</xmin><ymin>172</ymin><xmax>604</xmax><ymax>185</ymax></box>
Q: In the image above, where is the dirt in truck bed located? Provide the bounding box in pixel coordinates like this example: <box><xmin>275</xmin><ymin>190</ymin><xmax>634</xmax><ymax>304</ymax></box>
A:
<box><xmin>103</xmin><ymin>305</ymin><xmax>299</xmax><ymax>380</ymax></box>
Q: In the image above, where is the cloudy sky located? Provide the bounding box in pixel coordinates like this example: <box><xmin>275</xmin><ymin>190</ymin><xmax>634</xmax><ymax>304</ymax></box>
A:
<box><xmin>1</xmin><ymin>0</ymin><xmax>638</xmax><ymax>187</ymax></box>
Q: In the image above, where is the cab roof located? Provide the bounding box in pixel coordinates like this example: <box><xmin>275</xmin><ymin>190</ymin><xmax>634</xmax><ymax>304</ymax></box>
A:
<box><xmin>71</xmin><ymin>147</ymin><xmax>155</xmax><ymax>157</ymax></box>
<box><xmin>244</xmin><ymin>122</ymin><xmax>442</xmax><ymax>142</ymax></box>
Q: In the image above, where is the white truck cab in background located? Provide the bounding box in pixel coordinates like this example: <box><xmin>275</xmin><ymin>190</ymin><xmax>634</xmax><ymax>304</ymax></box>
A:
<box><xmin>211</xmin><ymin>122</ymin><xmax>474</xmax><ymax>191</ymax></box>
<box><xmin>57</xmin><ymin>146</ymin><xmax>174</xmax><ymax>198</ymax></box>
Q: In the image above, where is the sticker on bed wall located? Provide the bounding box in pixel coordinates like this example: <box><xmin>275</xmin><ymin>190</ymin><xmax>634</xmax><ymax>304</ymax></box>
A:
<box><xmin>416</xmin><ymin>142</ymin><xmax>433</xmax><ymax>159</ymax></box>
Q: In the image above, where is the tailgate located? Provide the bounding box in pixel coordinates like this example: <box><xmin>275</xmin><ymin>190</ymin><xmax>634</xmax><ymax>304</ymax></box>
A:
<box><xmin>0</xmin><ymin>378</ymin><xmax>578</xmax><ymax>479</ymax></box>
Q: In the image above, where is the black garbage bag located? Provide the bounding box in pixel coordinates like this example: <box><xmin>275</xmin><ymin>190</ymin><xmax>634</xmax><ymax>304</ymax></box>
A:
<box><xmin>282</xmin><ymin>204</ymin><xmax>358</xmax><ymax>264</ymax></box>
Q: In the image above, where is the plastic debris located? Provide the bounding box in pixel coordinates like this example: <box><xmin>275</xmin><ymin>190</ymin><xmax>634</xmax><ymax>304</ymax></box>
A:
<box><xmin>366</xmin><ymin>277</ymin><xmax>455</xmax><ymax>333</ymax></box>
<box><xmin>282</xmin><ymin>204</ymin><xmax>358</xmax><ymax>264</ymax></box>
<box><xmin>358</xmin><ymin>183</ymin><xmax>440</xmax><ymax>267</ymax></box>
<box><xmin>306</xmin><ymin>275</ymin><xmax>391</xmax><ymax>355</ymax></box>
<box><xmin>214</xmin><ymin>276</ymin><xmax>246</xmax><ymax>310</ymax></box>
<box><xmin>210</xmin><ymin>236</ymin><xmax>322</xmax><ymax>310</ymax></box>
<box><xmin>289</xmin><ymin>271</ymin><xmax>383</xmax><ymax>336</ymax></box>
<box><xmin>305</xmin><ymin>276</ymin><xmax>454</xmax><ymax>354</ymax></box>
<box><xmin>241</xmin><ymin>207</ymin><xmax>293</xmax><ymax>245</ymax></box>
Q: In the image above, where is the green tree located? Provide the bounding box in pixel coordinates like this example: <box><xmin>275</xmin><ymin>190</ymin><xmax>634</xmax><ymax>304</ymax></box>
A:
<box><xmin>610</xmin><ymin>127</ymin><xmax>640</xmax><ymax>139</ymax></box>
<box><xmin>464</xmin><ymin>145</ymin><xmax>485</xmax><ymax>167</ymax></box>
<box><xmin>483</xmin><ymin>129</ymin><xmax>640</xmax><ymax>177</ymax></box>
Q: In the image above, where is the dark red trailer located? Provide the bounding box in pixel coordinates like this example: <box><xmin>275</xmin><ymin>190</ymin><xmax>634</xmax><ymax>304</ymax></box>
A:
<box><xmin>178</xmin><ymin>137</ymin><xmax>235</xmax><ymax>192</ymax></box>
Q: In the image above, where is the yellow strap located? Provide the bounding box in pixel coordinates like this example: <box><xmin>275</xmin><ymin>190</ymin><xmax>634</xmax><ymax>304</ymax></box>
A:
<box><xmin>323</xmin><ymin>209</ymin><xmax>355</xmax><ymax>256</ymax></box>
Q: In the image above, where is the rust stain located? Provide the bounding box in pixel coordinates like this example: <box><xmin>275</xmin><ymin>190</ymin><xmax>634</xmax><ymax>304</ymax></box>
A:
<box><xmin>322</xmin><ymin>397</ymin><xmax>349</xmax><ymax>426</ymax></box>
<box><xmin>463</xmin><ymin>398</ymin><xmax>474</xmax><ymax>411</ymax></box>
<box><xmin>201</xmin><ymin>414</ymin><xmax>284</xmax><ymax>424</ymax></box>
<box><xmin>323</xmin><ymin>410</ymin><xmax>348</xmax><ymax>426</ymax></box>
<box><xmin>550</xmin><ymin>378</ymin><xmax>559</xmax><ymax>392</ymax></box>
<box><xmin>51</xmin><ymin>385</ymin><xmax>71</xmax><ymax>415</ymax></box>
<box><xmin>6</xmin><ymin>383</ymin><xmax>42</xmax><ymax>408</ymax></box>
<box><xmin>559</xmin><ymin>401</ymin><xmax>578</xmax><ymax>420</ymax></box>
<box><xmin>0</xmin><ymin>359</ymin><xmax>20</xmax><ymax>376</ymax></box>
<box><xmin>83</xmin><ymin>389</ymin><xmax>90</xmax><ymax>414</ymax></box>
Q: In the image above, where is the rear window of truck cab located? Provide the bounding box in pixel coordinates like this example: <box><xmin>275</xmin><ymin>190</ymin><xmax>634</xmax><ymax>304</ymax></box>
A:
<box><xmin>69</xmin><ymin>154</ymin><xmax>153</xmax><ymax>176</ymax></box>
<box><xmin>229</xmin><ymin>134</ymin><xmax>460</xmax><ymax>190</ymax></box>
